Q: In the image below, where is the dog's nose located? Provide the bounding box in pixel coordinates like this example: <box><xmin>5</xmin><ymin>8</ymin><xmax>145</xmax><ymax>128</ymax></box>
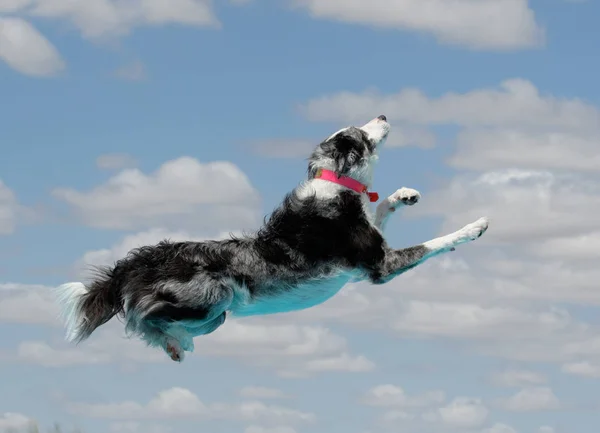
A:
<box><xmin>377</xmin><ymin>115</ymin><xmax>387</xmax><ymax>122</ymax></box>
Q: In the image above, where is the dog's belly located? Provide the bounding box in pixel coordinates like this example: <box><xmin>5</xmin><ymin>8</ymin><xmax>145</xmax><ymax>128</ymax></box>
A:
<box><xmin>229</xmin><ymin>271</ymin><xmax>356</xmax><ymax>317</ymax></box>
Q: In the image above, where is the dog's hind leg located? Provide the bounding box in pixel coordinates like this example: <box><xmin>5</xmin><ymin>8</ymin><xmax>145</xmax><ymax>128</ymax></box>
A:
<box><xmin>184</xmin><ymin>311</ymin><xmax>227</xmax><ymax>338</ymax></box>
<box><xmin>131</xmin><ymin>281</ymin><xmax>234</xmax><ymax>362</ymax></box>
<box><xmin>369</xmin><ymin>217</ymin><xmax>489</xmax><ymax>284</ymax></box>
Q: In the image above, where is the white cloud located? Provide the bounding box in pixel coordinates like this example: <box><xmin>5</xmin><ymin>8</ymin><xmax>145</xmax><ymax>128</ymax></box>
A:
<box><xmin>0</xmin><ymin>0</ymin><xmax>32</xmax><ymax>13</ymax></box>
<box><xmin>0</xmin><ymin>283</ymin><xmax>60</xmax><ymax>326</ymax></box>
<box><xmin>538</xmin><ymin>427</ymin><xmax>555</xmax><ymax>433</ymax></box>
<box><xmin>450</xmin><ymin>129</ymin><xmax>600</xmax><ymax>172</ymax></box>
<box><xmin>239</xmin><ymin>387</ymin><xmax>288</xmax><ymax>400</ymax></box>
<box><xmin>202</xmin><ymin>319</ymin><xmax>374</xmax><ymax>377</ymax></box>
<box><xmin>561</xmin><ymin>361</ymin><xmax>600</xmax><ymax>378</ymax></box>
<box><xmin>386</xmin><ymin>125</ymin><xmax>436</xmax><ymax>148</ymax></box>
<box><xmin>0</xmin><ymin>180</ymin><xmax>20</xmax><ymax>235</ymax></box>
<box><xmin>529</xmin><ymin>231</ymin><xmax>600</xmax><ymax>262</ymax></box>
<box><xmin>96</xmin><ymin>153</ymin><xmax>138</xmax><ymax>170</ymax></box>
<box><xmin>498</xmin><ymin>387</ymin><xmax>560</xmax><ymax>412</ymax></box>
<box><xmin>16</xmin><ymin>340</ymin><xmax>112</xmax><ymax>367</ymax></box>
<box><xmin>482</xmin><ymin>424</ymin><xmax>518</xmax><ymax>433</ymax></box>
<box><xmin>0</xmin><ymin>413</ymin><xmax>37</xmax><ymax>431</ymax></box>
<box><xmin>67</xmin><ymin>387</ymin><xmax>316</xmax><ymax>425</ymax></box>
<box><xmin>13</xmin><ymin>318</ymin><xmax>373</xmax><ymax>377</ymax></box>
<box><xmin>52</xmin><ymin>156</ymin><xmax>261</xmax><ymax>231</ymax></box>
<box><xmin>363</xmin><ymin>384</ymin><xmax>445</xmax><ymax>409</ymax></box>
<box><xmin>245</xmin><ymin>426</ymin><xmax>297</xmax><ymax>433</ymax></box>
<box><xmin>301</xmin><ymin>79</ymin><xmax>600</xmax><ymax>132</ymax></box>
<box><xmin>301</xmin><ymin>352</ymin><xmax>374</xmax><ymax>374</ymax></box>
<box><xmin>391</xmin><ymin>301</ymin><xmax>573</xmax><ymax>341</ymax></box>
<box><xmin>0</xmin><ymin>17</ymin><xmax>65</xmax><ymax>76</ymax></box>
<box><xmin>489</xmin><ymin>369</ymin><xmax>547</xmax><ymax>388</ymax></box>
<box><xmin>109</xmin><ymin>422</ymin><xmax>172</xmax><ymax>433</ymax></box>
<box><xmin>413</xmin><ymin>169</ymin><xmax>600</xmax><ymax>245</ymax></box>
<box><xmin>13</xmin><ymin>0</ymin><xmax>219</xmax><ymax>41</ymax></box>
<box><xmin>437</xmin><ymin>397</ymin><xmax>489</xmax><ymax>429</ymax></box>
<box><xmin>291</xmin><ymin>0</ymin><xmax>543</xmax><ymax>50</ymax></box>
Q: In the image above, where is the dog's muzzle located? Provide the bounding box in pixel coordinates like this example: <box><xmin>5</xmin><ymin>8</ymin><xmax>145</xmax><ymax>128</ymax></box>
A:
<box><xmin>361</xmin><ymin>115</ymin><xmax>390</xmax><ymax>145</ymax></box>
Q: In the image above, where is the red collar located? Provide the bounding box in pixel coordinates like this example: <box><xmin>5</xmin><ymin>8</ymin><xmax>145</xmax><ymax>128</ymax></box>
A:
<box><xmin>314</xmin><ymin>168</ymin><xmax>379</xmax><ymax>202</ymax></box>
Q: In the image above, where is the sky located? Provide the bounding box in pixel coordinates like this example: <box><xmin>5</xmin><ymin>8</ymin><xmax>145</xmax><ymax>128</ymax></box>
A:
<box><xmin>1</xmin><ymin>0</ymin><xmax>600</xmax><ymax>432</ymax></box>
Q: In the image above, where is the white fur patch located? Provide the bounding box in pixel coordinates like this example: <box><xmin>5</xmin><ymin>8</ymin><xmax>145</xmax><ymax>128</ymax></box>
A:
<box><xmin>296</xmin><ymin>178</ymin><xmax>346</xmax><ymax>200</ymax></box>
<box><xmin>53</xmin><ymin>282</ymin><xmax>87</xmax><ymax>342</ymax></box>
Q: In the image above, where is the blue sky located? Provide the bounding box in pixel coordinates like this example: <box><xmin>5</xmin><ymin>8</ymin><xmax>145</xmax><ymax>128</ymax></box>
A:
<box><xmin>1</xmin><ymin>1</ymin><xmax>600</xmax><ymax>433</ymax></box>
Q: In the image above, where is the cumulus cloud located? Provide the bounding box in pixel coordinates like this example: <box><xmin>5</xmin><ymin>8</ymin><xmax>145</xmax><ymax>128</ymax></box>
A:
<box><xmin>436</xmin><ymin>397</ymin><xmax>489</xmax><ymax>429</ymax></box>
<box><xmin>301</xmin><ymin>79</ymin><xmax>600</xmax><ymax>132</ymax></box>
<box><xmin>412</xmin><ymin>169</ymin><xmax>600</xmax><ymax>245</ymax></box>
<box><xmin>9</xmin><ymin>0</ymin><xmax>219</xmax><ymax>41</ymax></box>
<box><xmin>482</xmin><ymin>424</ymin><xmax>518</xmax><ymax>433</ymax></box>
<box><xmin>291</xmin><ymin>0</ymin><xmax>544</xmax><ymax>50</ymax></box>
<box><xmin>1</xmin><ymin>0</ymin><xmax>221</xmax><ymax>76</ymax></box>
<box><xmin>498</xmin><ymin>387</ymin><xmax>560</xmax><ymax>412</ymax></box>
<box><xmin>450</xmin><ymin>129</ymin><xmax>600</xmax><ymax>172</ymax></box>
<box><xmin>489</xmin><ymin>369</ymin><xmax>547</xmax><ymax>388</ymax></box>
<box><xmin>244</xmin><ymin>427</ymin><xmax>297</xmax><ymax>433</ymax></box>
<box><xmin>109</xmin><ymin>422</ymin><xmax>172</xmax><ymax>433</ymax></box>
<box><xmin>301</xmin><ymin>79</ymin><xmax>600</xmax><ymax>183</ymax></box>
<box><xmin>0</xmin><ymin>413</ymin><xmax>37</xmax><ymax>431</ymax></box>
<box><xmin>0</xmin><ymin>283</ymin><xmax>60</xmax><ymax>326</ymax></box>
<box><xmin>66</xmin><ymin>387</ymin><xmax>315</xmax><ymax>425</ymax></box>
<box><xmin>561</xmin><ymin>361</ymin><xmax>600</xmax><ymax>378</ymax></box>
<box><xmin>363</xmin><ymin>384</ymin><xmax>445</xmax><ymax>409</ymax></box>
<box><xmin>13</xmin><ymin>318</ymin><xmax>373</xmax><ymax>377</ymax></box>
<box><xmin>0</xmin><ymin>17</ymin><xmax>65</xmax><ymax>76</ymax></box>
<box><xmin>52</xmin><ymin>157</ymin><xmax>262</xmax><ymax>231</ymax></box>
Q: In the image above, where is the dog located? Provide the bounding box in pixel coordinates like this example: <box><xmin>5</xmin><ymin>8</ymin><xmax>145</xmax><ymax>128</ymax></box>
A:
<box><xmin>54</xmin><ymin>115</ymin><xmax>489</xmax><ymax>362</ymax></box>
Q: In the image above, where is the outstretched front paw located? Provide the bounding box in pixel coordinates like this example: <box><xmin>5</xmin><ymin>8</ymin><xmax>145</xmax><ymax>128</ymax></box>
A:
<box><xmin>384</xmin><ymin>187</ymin><xmax>421</xmax><ymax>211</ymax></box>
<box><xmin>375</xmin><ymin>187</ymin><xmax>421</xmax><ymax>230</ymax></box>
<box><xmin>460</xmin><ymin>217</ymin><xmax>489</xmax><ymax>241</ymax></box>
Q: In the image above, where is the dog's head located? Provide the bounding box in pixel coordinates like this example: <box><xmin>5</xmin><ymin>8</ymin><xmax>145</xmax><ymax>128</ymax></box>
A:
<box><xmin>308</xmin><ymin>115</ymin><xmax>390</xmax><ymax>186</ymax></box>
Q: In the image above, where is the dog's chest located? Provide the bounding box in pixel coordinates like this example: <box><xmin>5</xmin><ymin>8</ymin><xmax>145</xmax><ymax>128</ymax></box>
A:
<box><xmin>229</xmin><ymin>271</ymin><xmax>357</xmax><ymax>317</ymax></box>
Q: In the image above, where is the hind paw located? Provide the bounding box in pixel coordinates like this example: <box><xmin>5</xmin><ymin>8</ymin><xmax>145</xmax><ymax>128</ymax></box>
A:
<box><xmin>165</xmin><ymin>338</ymin><xmax>185</xmax><ymax>363</ymax></box>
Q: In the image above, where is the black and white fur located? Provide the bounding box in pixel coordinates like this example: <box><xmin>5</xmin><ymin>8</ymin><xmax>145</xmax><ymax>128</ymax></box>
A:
<box><xmin>55</xmin><ymin>115</ymin><xmax>489</xmax><ymax>362</ymax></box>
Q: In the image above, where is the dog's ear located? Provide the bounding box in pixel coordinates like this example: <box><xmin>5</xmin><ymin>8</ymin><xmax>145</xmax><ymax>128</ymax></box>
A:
<box><xmin>330</xmin><ymin>133</ymin><xmax>361</xmax><ymax>177</ymax></box>
<box><xmin>333</xmin><ymin>148</ymin><xmax>358</xmax><ymax>178</ymax></box>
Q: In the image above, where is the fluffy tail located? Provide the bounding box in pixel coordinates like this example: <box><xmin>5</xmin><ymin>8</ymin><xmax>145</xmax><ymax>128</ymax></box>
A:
<box><xmin>54</xmin><ymin>269</ymin><xmax>123</xmax><ymax>343</ymax></box>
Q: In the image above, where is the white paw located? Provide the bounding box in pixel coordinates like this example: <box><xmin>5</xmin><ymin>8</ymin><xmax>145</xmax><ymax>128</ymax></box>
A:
<box><xmin>389</xmin><ymin>187</ymin><xmax>421</xmax><ymax>208</ymax></box>
<box><xmin>165</xmin><ymin>337</ymin><xmax>185</xmax><ymax>363</ymax></box>
<box><xmin>458</xmin><ymin>217</ymin><xmax>489</xmax><ymax>242</ymax></box>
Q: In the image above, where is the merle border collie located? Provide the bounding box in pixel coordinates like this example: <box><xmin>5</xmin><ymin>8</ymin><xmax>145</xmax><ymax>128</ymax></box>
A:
<box><xmin>55</xmin><ymin>115</ymin><xmax>489</xmax><ymax>362</ymax></box>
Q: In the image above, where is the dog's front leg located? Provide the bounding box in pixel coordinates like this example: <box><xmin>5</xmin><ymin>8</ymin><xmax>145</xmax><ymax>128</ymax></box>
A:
<box><xmin>375</xmin><ymin>187</ymin><xmax>421</xmax><ymax>233</ymax></box>
<box><xmin>369</xmin><ymin>217</ymin><xmax>489</xmax><ymax>285</ymax></box>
